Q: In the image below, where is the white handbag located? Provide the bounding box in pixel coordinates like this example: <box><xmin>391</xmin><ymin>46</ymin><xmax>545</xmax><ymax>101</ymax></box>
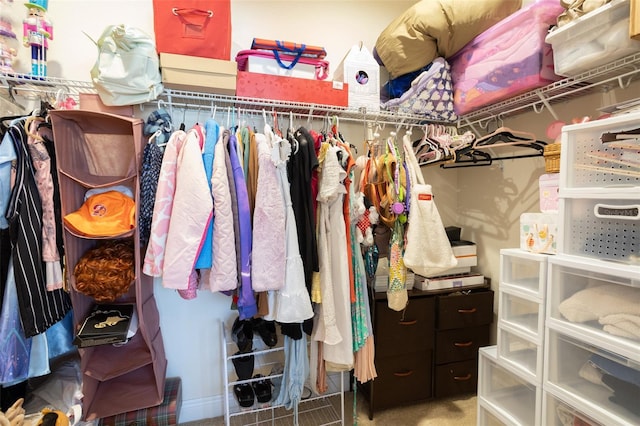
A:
<box><xmin>402</xmin><ymin>132</ymin><xmax>457</xmax><ymax>277</ymax></box>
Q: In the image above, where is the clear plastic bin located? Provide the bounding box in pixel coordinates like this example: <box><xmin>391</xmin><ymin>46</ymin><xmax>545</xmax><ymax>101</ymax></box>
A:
<box><xmin>478</xmin><ymin>345</ymin><xmax>540</xmax><ymax>425</ymax></box>
<box><xmin>500</xmin><ymin>248</ymin><xmax>549</xmax><ymax>300</ymax></box>
<box><xmin>544</xmin><ymin>328</ymin><xmax>640</xmax><ymax>425</ymax></box>
<box><xmin>545</xmin><ymin>0</ymin><xmax>640</xmax><ymax>76</ymax></box>
<box><xmin>499</xmin><ymin>290</ymin><xmax>545</xmax><ymax>342</ymax></box>
<box><xmin>546</xmin><ymin>255</ymin><xmax>640</xmax><ymax>363</ymax></box>
<box><xmin>498</xmin><ymin>325</ymin><xmax>544</xmax><ymax>384</ymax></box>
<box><xmin>542</xmin><ymin>390</ymin><xmax>602</xmax><ymax>426</ymax></box>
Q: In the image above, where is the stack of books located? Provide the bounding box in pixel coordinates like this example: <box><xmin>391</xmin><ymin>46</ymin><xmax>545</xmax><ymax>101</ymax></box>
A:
<box><xmin>373</xmin><ymin>258</ymin><xmax>415</xmax><ymax>293</ymax></box>
<box><xmin>74</xmin><ymin>303</ymin><xmax>137</xmax><ymax>348</ymax></box>
<box><xmin>414</xmin><ymin>240</ymin><xmax>486</xmax><ymax>291</ymax></box>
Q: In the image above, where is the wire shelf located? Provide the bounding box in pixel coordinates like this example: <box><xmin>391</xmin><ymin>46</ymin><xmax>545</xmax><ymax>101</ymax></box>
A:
<box><xmin>2</xmin><ymin>51</ymin><xmax>639</xmax><ymax>130</ymax></box>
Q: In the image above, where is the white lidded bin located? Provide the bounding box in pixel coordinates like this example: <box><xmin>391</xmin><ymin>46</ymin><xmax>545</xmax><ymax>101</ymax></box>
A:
<box><xmin>500</xmin><ymin>248</ymin><xmax>549</xmax><ymax>301</ymax></box>
<box><xmin>544</xmin><ymin>327</ymin><xmax>640</xmax><ymax>426</ymax></box>
<box><xmin>478</xmin><ymin>345</ymin><xmax>542</xmax><ymax>425</ymax></box>
<box><xmin>546</xmin><ymin>254</ymin><xmax>640</xmax><ymax>364</ymax></box>
<box><xmin>545</xmin><ymin>0</ymin><xmax>640</xmax><ymax>77</ymax></box>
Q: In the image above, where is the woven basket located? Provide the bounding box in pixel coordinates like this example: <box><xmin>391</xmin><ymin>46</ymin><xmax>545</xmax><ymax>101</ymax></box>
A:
<box><xmin>543</xmin><ymin>143</ymin><xmax>561</xmax><ymax>173</ymax></box>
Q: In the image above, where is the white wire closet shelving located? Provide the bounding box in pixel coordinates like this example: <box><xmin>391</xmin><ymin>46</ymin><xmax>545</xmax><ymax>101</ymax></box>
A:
<box><xmin>1</xmin><ymin>51</ymin><xmax>639</xmax><ymax>130</ymax></box>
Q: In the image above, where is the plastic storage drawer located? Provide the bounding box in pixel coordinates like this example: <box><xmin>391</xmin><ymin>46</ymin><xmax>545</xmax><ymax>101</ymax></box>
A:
<box><xmin>497</xmin><ymin>325</ymin><xmax>543</xmax><ymax>384</ymax></box>
<box><xmin>558</xmin><ymin>197</ymin><xmax>640</xmax><ymax>265</ymax></box>
<box><xmin>477</xmin><ymin>403</ymin><xmax>511</xmax><ymax>426</ymax></box>
<box><xmin>478</xmin><ymin>345</ymin><xmax>541</xmax><ymax>425</ymax></box>
<box><xmin>499</xmin><ymin>289</ymin><xmax>545</xmax><ymax>343</ymax></box>
<box><xmin>558</xmin><ymin>111</ymin><xmax>640</xmax><ymax>198</ymax></box>
<box><xmin>546</xmin><ymin>255</ymin><xmax>640</xmax><ymax>363</ymax></box>
<box><xmin>544</xmin><ymin>328</ymin><xmax>640</xmax><ymax>426</ymax></box>
<box><xmin>542</xmin><ymin>390</ymin><xmax>601</xmax><ymax>426</ymax></box>
<box><xmin>545</xmin><ymin>0</ymin><xmax>640</xmax><ymax>77</ymax></box>
<box><xmin>500</xmin><ymin>248</ymin><xmax>548</xmax><ymax>300</ymax></box>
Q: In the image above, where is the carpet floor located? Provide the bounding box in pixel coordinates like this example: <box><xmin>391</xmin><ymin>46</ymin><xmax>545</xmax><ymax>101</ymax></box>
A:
<box><xmin>179</xmin><ymin>390</ymin><xmax>477</xmax><ymax>425</ymax></box>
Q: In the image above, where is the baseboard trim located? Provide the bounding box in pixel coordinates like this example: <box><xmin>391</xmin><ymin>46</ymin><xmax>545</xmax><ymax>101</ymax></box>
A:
<box><xmin>179</xmin><ymin>394</ymin><xmax>225</xmax><ymax>423</ymax></box>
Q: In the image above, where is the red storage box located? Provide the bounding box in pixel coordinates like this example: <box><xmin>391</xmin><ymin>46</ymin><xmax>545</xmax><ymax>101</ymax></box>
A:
<box><xmin>235</xmin><ymin>71</ymin><xmax>348</xmax><ymax>107</ymax></box>
<box><xmin>450</xmin><ymin>0</ymin><xmax>563</xmax><ymax>115</ymax></box>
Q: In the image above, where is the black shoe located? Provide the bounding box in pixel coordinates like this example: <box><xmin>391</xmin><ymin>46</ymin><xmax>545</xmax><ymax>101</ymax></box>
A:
<box><xmin>251</xmin><ymin>374</ymin><xmax>272</xmax><ymax>403</ymax></box>
<box><xmin>252</xmin><ymin>318</ymin><xmax>278</xmax><ymax>347</ymax></box>
<box><xmin>232</xmin><ymin>316</ymin><xmax>253</xmax><ymax>353</ymax></box>
<box><xmin>234</xmin><ymin>383</ymin><xmax>254</xmax><ymax>407</ymax></box>
<box><xmin>232</xmin><ymin>353</ymin><xmax>255</xmax><ymax>381</ymax></box>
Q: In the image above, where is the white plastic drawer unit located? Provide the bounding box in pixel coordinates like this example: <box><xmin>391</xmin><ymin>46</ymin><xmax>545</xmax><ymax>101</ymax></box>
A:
<box><xmin>497</xmin><ymin>325</ymin><xmax>543</xmax><ymax>385</ymax></box>
<box><xmin>543</xmin><ymin>390</ymin><xmax>602</xmax><ymax>426</ymax></box>
<box><xmin>558</xmin><ymin>197</ymin><xmax>640</xmax><ymax>265</ymax></box>
<box><xmin>544</xmin><ymin>328</ymin><xmax>640</xmax><ymax>426</ymax></box>
<box><xmin>477</xmin><ymin>404</ymin><xmax>509</xmax><ymax>426</ymax></box>
<box><xmin>499</xmin><ymin>289</ymin><xmax>545</xmax><ymax>342</ymax></box>
<box><xmin>547</xmin><ymin>254</ymin><xmax>640</xmax><ymax>363</ymax></box>
<box><xmin>500</xmin><ymin>248</ymin><xmax>548</xmax><ymax>300</ymax></box>
<box><xmin>478</xmin><ymin>345</ymin><xmax>541</xmax><ymax>426</ymax></box>
<box><xmin>558</xmin><ymin>111</ymin><xmax>640</xmax><ymax>197</ymax></box>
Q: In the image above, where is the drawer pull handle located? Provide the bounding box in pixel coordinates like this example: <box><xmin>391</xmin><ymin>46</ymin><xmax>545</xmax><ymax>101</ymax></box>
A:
<box><xmin>453</xmin><ymin>373</ymin><xmax>472</xmax><ymax>381</ymax></box>
<box><xmin>399</xmin><ymin>320</ymin><xmax>417</xmax><ymax>326</ymax></box>
<box><xmin>454</xmin><ymin>341</ymin><xmax>473</xmax><ymax>347</ymax></box>
<box><xmin>457</xmin><ymin>308</ymin><xmax>477</xmax><ymax>314</ymax></box>
<box><xmin>594</xmin><ymin>203</ymin><xmax>640</xmax><ymax>220</ymax></box>
<box><xmin>393</xmin><ymin>370</ymin><xmax>414</xmax><ymax>377</ymax></box>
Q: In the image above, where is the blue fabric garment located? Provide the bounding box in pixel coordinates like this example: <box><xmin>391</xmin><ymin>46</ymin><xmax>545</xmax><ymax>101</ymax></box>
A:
<box><xmin>194</xmin><ymin>119</ymin><xmax>220</xmax><ymax>269</ymax></box>
<box><xmin>228</xmin><ymin>133</ymin><xmax>257</xmax><ymax>319</ymax></box>
<box><xmin>45</xmin><ymin>309</ymin><xmax>75</xmax><ymax>360</ymax></box>
<box><xmin>384</xmin><ymin>62</ymin><xmax>433</xmax><ymax>100</ymax></box>
<box><xmin>274</xmin><ymin>334</ymin><xmax>309</xmax><ymax>421</ymax></box>
<box><xmin>0</xmin><ymin>131</ymin><xmax>18</xmax><ymax>230</ymax></box>
<box><xmin>0</xmin><ymin>259</ymin><xmax>31</xmax><ymax>385</ymax></box>
<box><xmin>590</xmin><ymin>353</ymin><xmax>640</xmax><ymax>388</ymax></box>
<box><xmin>27</xmin><ymin>331</ymin><xmax>50</xmax><ymax>380</ymax></box>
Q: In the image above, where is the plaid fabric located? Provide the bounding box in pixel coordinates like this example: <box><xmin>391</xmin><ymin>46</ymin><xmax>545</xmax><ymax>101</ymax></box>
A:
<box><xmin>98</xmin><ymin>377</ymin><xmax>182</xmax><ymax>426</ymax></box>
<box><xmin>143</xmin><ymin>108</ymin><xmax>173</xmax><ymax>145</ymax></box>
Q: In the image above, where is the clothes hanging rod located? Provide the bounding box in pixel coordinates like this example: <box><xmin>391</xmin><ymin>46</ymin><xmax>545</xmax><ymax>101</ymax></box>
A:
<box><xmin>155</xmin><ymin>90</ymin><xmax>438</xmax><ymax>128</ymax></box>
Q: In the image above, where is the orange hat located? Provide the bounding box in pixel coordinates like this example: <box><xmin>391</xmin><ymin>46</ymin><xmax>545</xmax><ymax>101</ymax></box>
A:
<box><xmin>64</xmin><ymin>190</ymin><xmax>135</xmax><ymax>237</ymax></box>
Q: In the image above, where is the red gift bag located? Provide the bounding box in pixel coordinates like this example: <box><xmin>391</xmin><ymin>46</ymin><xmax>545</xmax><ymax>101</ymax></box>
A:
<box><xmin>152</xmin><ymin>0</ymin><xmax>231</xmax><ymax>60</ymax></box>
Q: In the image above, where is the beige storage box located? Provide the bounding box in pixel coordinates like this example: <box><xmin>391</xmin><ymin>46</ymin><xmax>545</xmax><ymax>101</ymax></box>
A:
<box><xmin>160</xmin><ymin>53</ymin><xmax>237</xmax><ymax>95</ymax></box>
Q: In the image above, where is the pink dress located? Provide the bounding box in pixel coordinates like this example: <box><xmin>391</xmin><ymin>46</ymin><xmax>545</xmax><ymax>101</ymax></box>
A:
<box><xmin>26</xmin><ymin>118</ymin><xmax>62</xmax><ymax>291</ymax></box>
<box><xmin>251</xmin><ymin>131</ymin><xmax>286</xmax><ymax>292</ymax></box>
